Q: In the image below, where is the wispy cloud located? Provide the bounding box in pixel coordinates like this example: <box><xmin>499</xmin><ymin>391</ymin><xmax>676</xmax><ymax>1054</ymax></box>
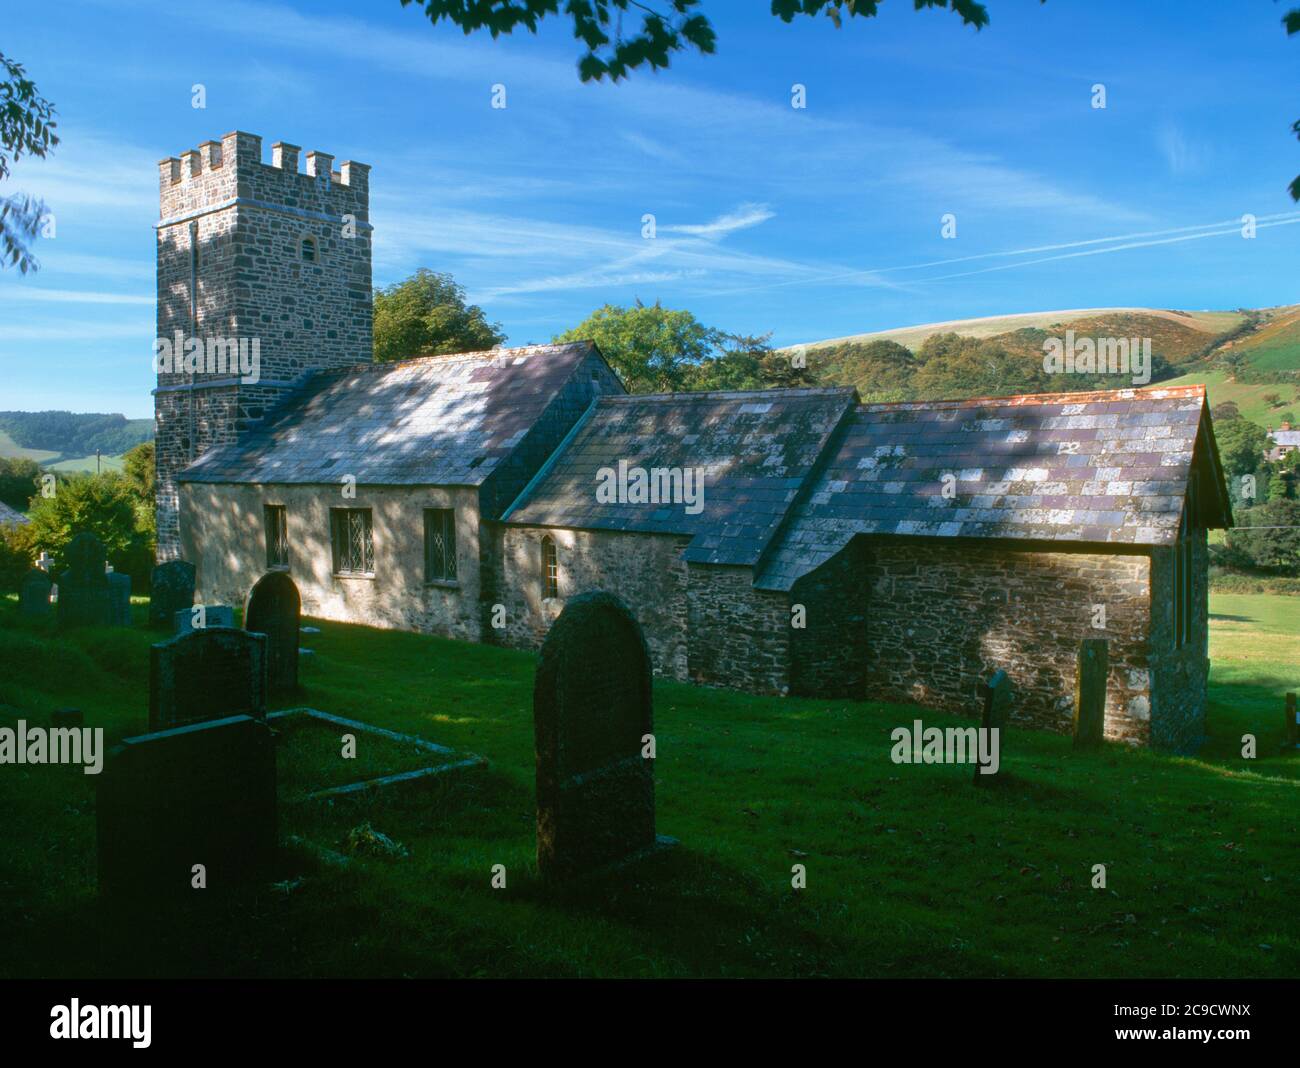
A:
<box><xmin>662</xmin><ymin>204</ymin><xmax>775</xmax><ymax>239</ymax></box>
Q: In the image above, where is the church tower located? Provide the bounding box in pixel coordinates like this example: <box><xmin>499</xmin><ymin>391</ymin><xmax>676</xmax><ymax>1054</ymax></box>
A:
<box><xmin>153</xmin><ymin>131</ymin><xmax>372</xmax><ymax>560</ymax></box>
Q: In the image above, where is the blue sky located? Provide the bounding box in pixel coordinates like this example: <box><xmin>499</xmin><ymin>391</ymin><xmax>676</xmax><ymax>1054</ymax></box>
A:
<box><xmin>2</xmin><ymin>0</ymin><xmax>1297</xmax><ymax>417</ymax></box>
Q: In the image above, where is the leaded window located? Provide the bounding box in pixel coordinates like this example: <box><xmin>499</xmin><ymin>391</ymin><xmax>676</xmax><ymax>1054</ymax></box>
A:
<box><xmin>264</xmin><ymin>504</ymin><xmax>289</xmax><ymax>569</ymax></box>
<box><xmin>331</xmin><ymin>508</ymin><xmax>374</xmax><ymax>575</ymax></box>
<box><xmin>424</xmin><ymin>508</ymin><xmax>457</xmax><ymax>582</ymax></box>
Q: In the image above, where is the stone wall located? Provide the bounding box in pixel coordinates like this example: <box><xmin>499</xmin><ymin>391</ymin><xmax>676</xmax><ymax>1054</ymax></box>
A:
<box><xmin>156</xmin><ymin>131</ymin><xmax>371</xmax><ymax>560</ymax></box>
<box><xmin>1147</xmin><ymin>529</ymin><xmax>1209</xmax><ymax>753</ymax></box>
<box><xmin>855</xmin><ymin>539</ymin><xmax>1154</xmax><ymax>744</ymax></box>
<box><xmin>179</xmin><ymin>482</ymin><xmax>483</xmax><ymax>640</ymax></box>
<box><xmin>489</xmin><ymin>525</ymin><xmax>690</xmax><ymax>679</ymax></box>
<box><xmin>686</xmin><ymin>563</ymin><xmax>790</xmax><ymax>695</ymax></box>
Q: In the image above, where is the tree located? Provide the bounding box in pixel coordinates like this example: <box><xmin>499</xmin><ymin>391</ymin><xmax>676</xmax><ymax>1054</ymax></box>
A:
<box><xmin>555</xmin><ymin>301</ymin><xmax>719</xmax><ymax>393</ymax></box>
<box><xmin>1224</xmin><ymin>499</ymin><xmax>1300</xmax><ymax>573</ymax></box>
<box><xmin>1213</xmin><ymin>417</ymin><xmax>1270</xmax><ymax>482</ymax></box>
<box><xmin>372</xmin><ymin>269</ymin><xmax>505</xmax><ymax>362</ymax></box>
<box><xmin>0</xmin><ymin>456</ymin><xmax>41</xmax><ymax>511</ymax></box>
<box><xmin>122</xmin><ymin>441</ymin><xmax>156</xmax><ymax>540</ymax></box>
<box><xmin>680</xmin><ymin>331</ymin><xmax>816</xmax><ymax>391</ymax></box>
<box><xmin>400</xmin><ymin>1</ymin><xmax>993</xmax><ymax>81</ymax></box>
<box><xmin>1</xmin><ymin>52</ymin><xmax>59</xmax><ymax>273</ymax></box>
<box><xmin>18</xmin><ymin>472</ymin><xmax>138</xmax><ymax>573</ymax></box>
<box><xmin>1211</xmin><ymin>400</ymin><xmax>1241</xmax><ymax>422</ymax></box>
<box><xmin>911</xmin><ymin>332</ymin><xmax>1051</xmax><ymax>400</ymax></box>
<box><xmin>815</xmin><ymin>338</ymin><xmax>917</xmax><ymax>400</ymax></box>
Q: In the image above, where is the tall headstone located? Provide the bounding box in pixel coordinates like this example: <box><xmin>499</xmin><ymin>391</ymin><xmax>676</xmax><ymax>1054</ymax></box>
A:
<box><xmin>56</xmin><ymin>532</ymin><xmax>111</xmax><ymax>628</ymax></box>
<box><xmin>149</xmin><ymin>627</ymin><xmax>268</xmax><ymax>732</ymax></box>
<box><xmin>974</xmin><ymin>669</ymin><xmax>1011</xmax><ymax>784</ymax></box>
<box><xmin>97</xmin><ymin>715</ymin><xmax>277</xmax><ymax>907</ymax></box>
<box><xmin>149</xmin><ymin>559</ymin><xmax>196</xmax><ymax>628</ymax></box>
<box><xmin>534</xmin><ymin>591</ymin><xmax>667</xmax><ymax>881</ymax></box>
<box><xmin>1073</xmin><ymin>638</ymin><xmax>1109</xmax><ymax>749</ymax></box>
<box><xmin>105</xmin><ymin>565</ymin><xmax>132</xmax><ymax>628</ymax></box>
<box><xmin>19</xmin><ymin>568</ymin><xmax>53</xmax><ymax>618</ymax></box>
<box><xmin>244</xmin><ymin>571</ymin><xmax>301</xmax><ymax>693</ymax></box>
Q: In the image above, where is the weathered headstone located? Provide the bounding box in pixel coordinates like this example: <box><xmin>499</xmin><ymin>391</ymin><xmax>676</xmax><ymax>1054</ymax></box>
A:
<box><xmin>1073</xmin><ymin>638</ymin><xmax>1109</xmax><ymax>749</ymax></box>
<box><xmin>149</xmin><ymin>559</ymin><xmax>196</xmax><ymax>628</ymax></box>
<box><xmin>56</xmin><ymin>532</ymin><xmax>111</xmax><ymax>628</ymax></box>
<box><xmin>106</xmin><ymin>566</ymin><xmax>132</xmax><ymax>628</ymax></box>
<box><xmin>534</xmin><ymin>591</ymin><xmax>670</xmax><ymax>881</ymax></box>
<box><xmin>149</xmin><ymin>627</ymin><xmax>267</xmax><ymax>732</ymax></box>
<box><xmin>974</xmin><ymin>668</ymin><xmax>1011</xmax><ymax>784</ymax></box>
<box><xmin>173</xmin><ymin>605</ymin><xmax>235</xmax><ymax>634</ymax></box>
<box><xmin>19</xmin><ymin>568</ymin><xmax>53</xmax><ymax>618</ymax></box>
<box><xmin>244</xmin><ymin>571</ymin><xmax>301</xmax><ymax>693</ymax></box>
<box><xmin>97</xmin><ymin>715</ymin><xmax>276</xmax><ymax>907</ymax></box>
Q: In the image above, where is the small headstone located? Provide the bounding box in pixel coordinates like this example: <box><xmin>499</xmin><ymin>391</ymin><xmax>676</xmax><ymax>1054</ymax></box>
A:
<box><xmin>1073</xmin><ymin>638</ymin><xmax>1109</xmax><ymax>749</ymax></box>
<box><xmin>534</xmin><ymin>591</ymin><xmax>670</xmax><ymax>881</ymax></box>
<box><xmin>974</xmin><ymin>669</ymin><xmax>1011</xmax><ymax>784</ymax></box>
<box><xmin>97</xmin><ymin>715</ymin><xmax>276</xmax><ymax>907</ymax></box>
<box><xmin>173</xmin><ymin>605</ymin><xmax>235</xmax><ymax>634</ymax></box>
<box><xmin>36</xmin><ymin>551</ymin><xmax>54</xmax><ymax>572</ymax></box>
<box><xmin>244</xmin><ymin>571</ymin><xmax>301</xmax><ymax>693</ymax></box>
<box><xmin>149</xmin><ymin>627</ymin><xmax>267</xmax><ymax>732</ymax></box>
<box><xmin>56</xmin><ymin>532</ymin><xmax>111</xmax><ymax>628</ymax></box>
<box><xmin>19</xmin><ymin>568</ymin><xmax>53</xmax><ymax>618</ymax></box>
<box><xmin>149</xmin><ymin>559</ymin><xmax>196</xmax><ymax>628</ymax></box>
<box><xmin>106</xmin><ymin>570</ymin><xmax>132</xmax><ymax>628</ymax></box>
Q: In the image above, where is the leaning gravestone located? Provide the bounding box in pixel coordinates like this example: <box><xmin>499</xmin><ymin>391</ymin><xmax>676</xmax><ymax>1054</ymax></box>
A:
<box><xmin>149</xmin><ymin>627</ymin><xmax>267</xmax><ymax>732</ymax></box>
<box><xmin>19</xmin><ymin>568</ymin><xmax>53</xmax><ymax>618</ymax></box>
<box><xmin>105</xmin><ymin>565</ymin><xmax>132</xmax><ymax>628</ymax></box>
<box><xmin>534</xmin><ymin>591</ymin><xmax>670</xmax><ymax>881</ymax></box>
<box><xmin>1073</xmin><ymin>638</ymin><xmax>1109</xmax><ymax>749</ymax></box>
<box><xmin>149</xmin><ymin>559</ymin><xmax>196</xmax><ymax>628</ymax></box>
<box><xmin>244</xmin><ymin>571</ymin><xmax>301</xmax><ymax>694</ymax></box>
<box><xmin>97</xmin><ymin>714</ymin><xmax>276</xmax><ymax>907</ymax></box>
<box><xmin>56</xmin><ymin>532</ymin><xmax>111</xmax><ymax>628</ymax></box>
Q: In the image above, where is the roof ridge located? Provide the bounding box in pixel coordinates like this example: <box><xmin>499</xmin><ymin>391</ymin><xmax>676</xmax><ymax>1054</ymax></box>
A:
<box><xmin>859</xmin><ymin>383</ymin><xmax>1206</xmax><ymax>412</ymax></box>
<box><xmin>599</xmin><ymin>386</ymin><xmax>856</xmax><ymax>404</ymax></box>
<box><xmin>309</xmin><ymin>341</ymin><xmax>594</xmax><ymax>381</ymax></box>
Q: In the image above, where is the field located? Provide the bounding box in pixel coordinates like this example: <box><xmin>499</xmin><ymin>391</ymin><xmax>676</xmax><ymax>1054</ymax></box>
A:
<box><xmin>0</xmin><ymin>592</ymin><xmax>1296</xmax><ymax>978</ymax></box>
<box><xmin>1160</xmin><ymin>367</ymin><xmax>1300</xmax><ymax>427</ymax></box>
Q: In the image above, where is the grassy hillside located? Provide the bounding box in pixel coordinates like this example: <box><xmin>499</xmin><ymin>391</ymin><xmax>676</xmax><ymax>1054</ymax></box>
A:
<box><xmin>0</xmin><ymin>411</ymin><xmax>151</xmax><ymax>469</ymax></box>
<box><xmin>1</xmin><ymin>592</ymin><xmax>1296</xmax><ymax>979</ymax></box>
<box><xmin>1161</xmin><ymin>367</ymin><xmax>1300</xmax><ymax>426</ymax></box>
<box><xmin>798</xmin><ymin>306</ymin><xmax>1242</xmax><ymax>358</ymax></box>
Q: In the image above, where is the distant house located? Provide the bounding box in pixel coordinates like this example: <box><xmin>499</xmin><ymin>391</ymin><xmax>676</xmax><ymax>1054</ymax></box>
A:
<box><xmin>156</xmin><ymin>130</ymin><xmax>1234</xmax><ymax>753</ymax></box>
<box><xmin>1266</xmin><ymin>422</ymin><xmax>1300</xmax><ymax>462</ymax></box>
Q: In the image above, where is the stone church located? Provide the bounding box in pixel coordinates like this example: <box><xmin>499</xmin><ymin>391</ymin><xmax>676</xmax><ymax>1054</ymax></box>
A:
<box><xmin>155</xmin><ymin>132</ymin><xmax>1233</xmax><ymax>751</ymax></box>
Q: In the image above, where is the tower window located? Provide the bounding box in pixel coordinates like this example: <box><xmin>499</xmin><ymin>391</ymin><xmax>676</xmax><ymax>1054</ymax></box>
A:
<box><xmin>541</xmin><ymin>535</ymin><xmax>559</xmax><ymax>599</ymax></box>
<box><xmin>301</xmin><ymin>236</ymin><xmax>318</xmax><ymax>263</ymax></box>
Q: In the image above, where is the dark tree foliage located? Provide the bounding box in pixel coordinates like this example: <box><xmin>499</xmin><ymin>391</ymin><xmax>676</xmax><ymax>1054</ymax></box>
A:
<box><xmin>373</xmin><ymin>269</ymin><xmax>506</xmax><ymax>362</ymax></box>
<box><xmin>0</xmin><ymin>411</ymin><xmax>153</xmax><ymax>460</ymax></box>
<box><xmin>400</xmin><ymin>0</ymin><xmax>992</xmax><ymax>82</ymax></box>
<box><xmin>0</xmin><ymin>52</ymin><xmax>59</xmax><ymax>273</ymax></box>
<box><xmin>0</xmin><ymin>456</ymin><xmax>41</xmax><ymax>511</ymax></box>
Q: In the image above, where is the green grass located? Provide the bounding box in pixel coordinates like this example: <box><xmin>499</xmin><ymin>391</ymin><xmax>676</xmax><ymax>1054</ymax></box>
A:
<box><xmin>1</xmin><ymin>593</ymin><xmax>1297</xmax><ymax>978</ymax></box>
<box><xmin>0</xmin><ymin>428</ymin><xmax>58</xmax><ymax>464</ymax></box>
<box><xmin>1161</xmin><ymin>367</ymin><xmax>1299</xmax><ymax>426</ymax></box>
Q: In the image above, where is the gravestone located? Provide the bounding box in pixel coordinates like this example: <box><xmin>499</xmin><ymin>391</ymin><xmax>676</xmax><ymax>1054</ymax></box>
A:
<box><xmin>149</xmin><ymin>627</ymin><xmax>267</xmax><ymax>732</ymax></box>
<box><xmin>974</xmin><ymin>669</ymin><xmax>1011</xmax><ymax>784</ymax></box>
<box><xmin>36</xmin><ymin>551</ymin><xmax>53</xmax><ymax>572</ymax></box>
<box><xmin>56</xmin><ymin>532</ymin><xmax>111</xmax><ymax>628</ymax></box>
<box><xmin>19</xmin><ymin>568</ymin><xmax>53</xmax><ymax>618</ymax></box>
<box><xmin>244</xmin><ymin>571</ymin><xmax>301</xmax><ymax>693</ymax></box>
<box><xmin>174</xmin><ymin>605</ymin><xmax>235</xmax><ymax>634</ymax></box>
<box><xmin>149</xmin><ymin>559</ymin><xmax>196</xmax><ymax>628</ymax></box>
<box><xmin>534</xmin><ymin>591</ymin><xmax>670</xmax><ymax>881</ymax></box>
<box><xmin>97</xmin><ymin>715</ymin><xmax>276</xmax><ymax>907</ymax></box>
<box><xmin>1073</xmin><ymin>638</ymin><xmax>1109</xmax><ymax>749</ymax></box>
<box><xmin>106</xmin><ymin>566</ymin><xmax>132</xmax><ymax>628</ymax></box>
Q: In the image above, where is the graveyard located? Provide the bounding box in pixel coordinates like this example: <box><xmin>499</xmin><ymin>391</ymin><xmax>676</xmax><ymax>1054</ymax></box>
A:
<box><xmin>0</xmin><ymin>582</ymin><xmax>1295</xmax><ymax>979</ymax></box>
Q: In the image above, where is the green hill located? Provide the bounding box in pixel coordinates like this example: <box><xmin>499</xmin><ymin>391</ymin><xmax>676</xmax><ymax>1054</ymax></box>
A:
<box><xmin>0</xmin><ymin>411</ymin><xmax>152</xmax><ymax>470</ymax></box>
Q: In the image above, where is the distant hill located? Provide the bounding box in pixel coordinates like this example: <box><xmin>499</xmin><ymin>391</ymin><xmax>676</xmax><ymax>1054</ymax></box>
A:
<box><xmin>0</xmin><ymin>412</ymin><xmax>152</xmax><ymax>471</ymax></box>
<box><xmin>792</xmin><ymin>304</ymin><xmax>1300</xmax><ymax>430</ymax></box>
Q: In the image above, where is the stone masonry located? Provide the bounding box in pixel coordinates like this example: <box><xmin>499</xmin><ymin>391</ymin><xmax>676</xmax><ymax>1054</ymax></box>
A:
<box><xmin>155</xmin><ymin>132</ymin><xmax>371</xmax><ymax>560</ymax></box>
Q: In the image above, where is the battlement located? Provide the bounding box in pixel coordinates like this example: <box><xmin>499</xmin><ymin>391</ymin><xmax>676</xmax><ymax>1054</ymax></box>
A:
<box><xmin>158</xmin><ymin>131</ymin><xmax>370</xmax><ymax>222</ymax></box>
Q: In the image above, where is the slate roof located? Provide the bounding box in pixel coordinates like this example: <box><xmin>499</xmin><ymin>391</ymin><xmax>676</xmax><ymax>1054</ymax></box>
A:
<box><xmin>179</xmin><ymin>343</ymin><xmax>597</xmax><ymax>486</ymax></box>
<box><xmin>756</xmin><ymin>384</ymin><xmax>1231</xmax><ymax>590</ymax></box>
<box><xmin>503</xmin><ymin>387</ymin><xmax>858</xmax><ymax>566</ymax></box>
<box><xmin>1270</xmin><ymin>430</ymin><xmax>1300</xmax><ymax>447</ymax></box>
